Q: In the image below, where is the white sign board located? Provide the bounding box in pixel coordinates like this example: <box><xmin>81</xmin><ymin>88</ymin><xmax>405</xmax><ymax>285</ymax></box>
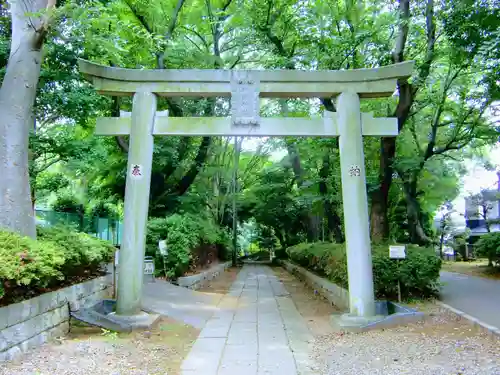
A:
<box><xmin>144</xmin><ymin>258</ymin><xmax>155</xmax><ymax>275</ymax></box>
<box><xmin>158</xmin><ymin>240</ymin><xmax>168</xmax><ymax>256</ymax></box>
<box><xmin>389</xmin><ymin>245</ymin><xmax>406</xmax><ymax>259</ymax></box>
<box><xmin>114</xmin><ymin>250</ymin><xmax>119</xmax><ymax>266</ymax></box>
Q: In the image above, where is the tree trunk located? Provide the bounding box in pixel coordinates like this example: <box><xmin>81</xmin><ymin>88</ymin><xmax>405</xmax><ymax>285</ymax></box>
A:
<box><xmin>318</xmin><ymin>152</ymin><xmax>344</xmax><ymax>243</ymax></box>
<box><xmin>371</xmin><ymin>0</ymin><xmax>435</xmax><ymax>242</ymax></box>
<box><xmin>370</xmin><ymin>190</ymin><xmax>389</xmax><ymax>242</ymax></box>
<box><xmin>439</xmin><ymin>228</ymin><xmax>445</xmax><ymax>259</ymax></box>
<box><xmin>488</xmin><ymin>254</ymin><xmax>494</xmax><ymax>267</ymax></box>
<box><xmin>370</xmin><ymin>135</ymin><xmax>397</xmax><ymax>241</ymax></box>
<box><xmin>287</xmin><ymin>142</ymin><xmax>317</xmax><ymax>241</ymax></box>
<box><xmin>282</xmin><ymin>98</ymin><xmax>318</xmax><ymax>241</ymax></box>
<box><xmin>0</xmin><ymin>0</ymin><xmax>53</xmax><ymax>237</ymax></box>
<box><xmin>403</xmin><ymin>180</ymin><xmax>431</xmax><ymax>245</ymax></box>
<box><xmin>370</xmin><ymin>81</ymin><xmax>413</xmax><ymax>241</ymax></box>
<box><xmin>172</xmin><ymin>137</ymin><xmax>212</xmax><ymax>196</ymax></box>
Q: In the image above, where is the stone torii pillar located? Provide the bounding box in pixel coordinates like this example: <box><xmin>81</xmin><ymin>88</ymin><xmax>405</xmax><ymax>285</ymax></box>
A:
<box><xmin>78</xmin><ymin>59</ymin><xmax>414</xmax><ymax>324</ymax></box>
<box><xmin>115</xmin><ymin>92</ymin><xmax>156</xmax><ymax>316</ymax></box>
<box><xmin>337</xmin><ymin>92</ymin><xmax>375</xmax><ymax>317</ymax></box>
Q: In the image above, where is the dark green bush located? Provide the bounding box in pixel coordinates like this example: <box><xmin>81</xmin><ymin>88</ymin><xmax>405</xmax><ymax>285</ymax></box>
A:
<box><xmin>146</xmin><ymin>213</ymin><xmax>228</xmax><ymax>278</ymax></box>
<box><xmin>0</xmin><ymin>227</ymin><xmax>114</xmax><ymax>303</ymax></box>
<box><xmin>216</xmin><ymin>230</ymin><xmax>232</xmax><ymax>261</ymax></box>
<box><xmin>475</xmin><ymin>233</ymin><xmax>500</xmax><ymax>266</ymax></box>
<box><xmin>51</xmin><ymin>193</ymin><xmax>84</xmax><ymax>214</ymax></box>
<box><xmin>37</xmin><ymin>226</ymin><xmax>115</xmax><ymax>275</ymax></box>
<box><xmin>0</xmin><ymin>230</ymin><xmax>65</xmax><ymax>298</ymax></box>
<box><xmin>287</xmin><ymin>242</ymin><xmax>441</xmax><ymax>300</ymax></box>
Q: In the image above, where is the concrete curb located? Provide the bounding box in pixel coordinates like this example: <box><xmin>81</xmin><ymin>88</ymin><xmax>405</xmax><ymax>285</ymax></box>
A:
<box><xmin>436</xmin><ymin>301</ymin><xmax>500</xmax><ymax>339</ymax></box>
<box><xmin>177</xmin><ymin>261</ymin><xmax>232</xmax><ymax>290</ymax></box>
<box><xmin>279</xmin><ymin>260</ymin><xmax>350</xmax><ymax>311</ymax></box>
<box><xmin>280</xmin><ymin>260</ymin><xmax>424</xmax><ymax>332</ymax></box>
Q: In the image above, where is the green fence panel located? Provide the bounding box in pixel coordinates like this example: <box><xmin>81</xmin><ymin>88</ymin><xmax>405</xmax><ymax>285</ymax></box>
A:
<box><xmin>35</xmin><ymin>210</ymin><xmax>122</xmax><ymax>246</ymax></box>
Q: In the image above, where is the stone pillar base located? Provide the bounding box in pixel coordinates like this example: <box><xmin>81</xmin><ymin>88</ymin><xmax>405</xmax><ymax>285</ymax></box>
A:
<box><xmin>107</xmin><ymin>311</ymin><xmax>161</xmax><ymax>330</ymax></box>
<box><xmin>330</xmin><ymin>301</ymin><xmax>425</xmax><ymax>333</ymax></box>
<box><xmin>331</xmin><ymin>312</ymin><xmax>385</xmax><ymax>332</ymax></box>
<box><xmin>70</xmin><ymin>299</ymin><xmax>160</xmax><ymax>333</ymax></box>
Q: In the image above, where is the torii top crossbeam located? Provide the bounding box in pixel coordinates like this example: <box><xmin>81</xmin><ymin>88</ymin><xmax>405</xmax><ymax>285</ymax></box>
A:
<box><xmin>78</xmin><ymin>59</ymin><xmax>414</xmax><ymax>98</ymax></box>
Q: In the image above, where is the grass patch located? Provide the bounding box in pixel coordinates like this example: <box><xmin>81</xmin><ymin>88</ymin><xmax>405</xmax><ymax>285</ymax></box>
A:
<box><xmin>442</xmin><ymin>258</ymin><xmax>500</xmax><ymax>280</ymax></box>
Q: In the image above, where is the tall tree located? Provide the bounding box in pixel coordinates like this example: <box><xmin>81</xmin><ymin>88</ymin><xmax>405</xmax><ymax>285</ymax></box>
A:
<box><xmin>370</xmin><ymin>0</ymin><xmax>437</xmax><ymax>241</ymax></box>
<box><xmin>0</xmin><ymin>0</ymin><xmax>57</xmax><ymax>237</ymax></box>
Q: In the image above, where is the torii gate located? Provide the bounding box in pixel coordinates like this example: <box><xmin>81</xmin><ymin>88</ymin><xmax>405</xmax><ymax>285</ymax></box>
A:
<box><xmin>79</xmin><ymin>60</ymin><xmax>414</xmax><ymax>322</ymax></box>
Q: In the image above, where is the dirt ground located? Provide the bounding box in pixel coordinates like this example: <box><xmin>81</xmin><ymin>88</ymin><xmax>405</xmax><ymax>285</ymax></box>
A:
<box><xmin>1</xmin><ymin>268</ymin><xmax>244</xmax><ymax>375</ymax></box>
<box><xmin>1</xmin><ymin>317</ymin><xmax>199</xmax><ymax>375</ymax></box>
<box><xmin>271</xmin><ymin>266</ymin><xmax>338</xmax><ymax>336</ymax></box>
<box><xmin>197</xmin><ymin>266</ymin><xmax>241</xmax><ymax>295</ymax></box>
<box><xmin>442</xmin><ymin>259</ymin><xmax>500</xmax><ymax>280</ymax></box>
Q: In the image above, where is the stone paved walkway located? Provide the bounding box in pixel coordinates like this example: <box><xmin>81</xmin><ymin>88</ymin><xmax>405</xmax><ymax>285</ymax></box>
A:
<box><xmin>181</xmin><ymin>264</ymin><xmax>314</xmax><ymax>375</ymax></box>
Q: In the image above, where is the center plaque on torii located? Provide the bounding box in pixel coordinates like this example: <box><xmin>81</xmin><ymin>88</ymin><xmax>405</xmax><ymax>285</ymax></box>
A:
<box><xmin>79</xmin><ymin>59</ymin><xmax>414</xmax><ymax>325</ymax></box>
<box><xmin>230</xmin><ymin>71</ymin><xmax>260</xmax><ymax>128</ymax></box>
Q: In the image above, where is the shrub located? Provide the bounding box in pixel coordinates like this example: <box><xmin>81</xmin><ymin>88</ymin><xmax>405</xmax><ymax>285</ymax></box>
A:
<box><xmin>216</xmin><ymin>229</ymin><xmax>232</xmax><ymax>261</ymax></box>
<box><xmin>0</xmin><ymin>231</ymin><xmax>65</xmax><ymax>297</ymax></box>
<box><xmin>475</xmin><ymin>233</ymin><xmax>500</xmax><ymax>266</ymax></box>
<box><xmin>0</xmin><ymin>227</ymin><xmax>114</xmax><ymax>304</ymax></box>
<box><xmin>146</xmin><ymin>213</ymin><xmax>228</xmax><ymax>278</ymax></box>
<box><xmin>287</xmin><ymin>242</ymin><xmax>441</xmax><ymax>300</ymax></box>
<box><xmin>51</xmin><ymin>193</ymin><xmax>84</xmax><ymax>214</ymax></box>
<box><xmin>37</xmin><ymin>226</ymin><xmax>115</xmax><ymax>275</ymax></box>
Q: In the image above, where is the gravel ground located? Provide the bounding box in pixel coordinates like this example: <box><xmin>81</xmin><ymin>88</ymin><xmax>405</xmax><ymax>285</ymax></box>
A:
<box><xmin>272</xmin><ymin>266</ymin><xmax>500</xmax><ymax>375</ymax></box>
<box><xmin>0</xmin><ymin>317</ymin><xmax>199</xmax><ymax>375</ymax></box>
<box><xmin>197</xmin><ymin>266</ymin><xmax>240</xmax><ymax>295</ymax></box>
<box><xmin>311</xmin><ymin>305</ymin><xmax>500</xmax><ymax>375</ymax></box>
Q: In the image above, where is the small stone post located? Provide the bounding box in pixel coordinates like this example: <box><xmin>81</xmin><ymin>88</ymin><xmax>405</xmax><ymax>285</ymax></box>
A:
<box><xmin>337</xmin><ymin>91</ymin><xmax>376</xmax><ymax>317</ymax></box>
<box><xmin>116</xmin><ymin>92</ymin><xmax>156</xmax><ymax>316</ymax></box>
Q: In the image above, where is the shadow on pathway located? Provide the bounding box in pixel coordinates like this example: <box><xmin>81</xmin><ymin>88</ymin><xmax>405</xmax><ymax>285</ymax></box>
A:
<box><xmin>142</xmin><ymin>279</ymin><xmax>223</xmax><ymax>329</ymax></box>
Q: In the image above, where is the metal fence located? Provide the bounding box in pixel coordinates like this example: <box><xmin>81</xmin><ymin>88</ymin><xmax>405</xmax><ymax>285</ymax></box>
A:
<box><xmin>35</xmin><ymin>210</ymin><xmax>123</xmax><ymax>246</ymax></box>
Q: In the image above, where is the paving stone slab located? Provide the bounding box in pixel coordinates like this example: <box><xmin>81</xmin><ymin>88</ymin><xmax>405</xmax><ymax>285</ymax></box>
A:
<box><xmin>180</xmin><ymin>264</ymin><xmax>313</xmax><ymax>375</ymax></box>
<box><xmin>199</xmin><ymin>320</ymin><xmax>232</xmax><ymax>338</ymax></box>
<box><xmin>221</xmin><ymin>344</ymin><xmax>258</xmax><ymax>361</ymax></box>
<box><xmin>181</xmin><ymin>338</ymin><xmax>226</xmax><ymax>373</ymax></box>
<box><xmin>218</xmin><ymin>360</ymin><xmax>257</xmax><ymax>375</ymax></box>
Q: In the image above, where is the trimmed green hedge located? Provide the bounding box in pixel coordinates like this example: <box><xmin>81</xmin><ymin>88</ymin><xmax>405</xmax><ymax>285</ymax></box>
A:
<box><xmin>0</xmin><ymin>226</ymin><xmax>115</xmax><ymax>303</ymax></box>
<box><xmin>287</xmin><ymin>242</ymin><xmax>441</xmax><ymax>300</ymax></box>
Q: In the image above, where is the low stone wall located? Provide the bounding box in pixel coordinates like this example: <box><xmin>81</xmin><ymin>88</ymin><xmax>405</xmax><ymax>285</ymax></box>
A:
<box><xmin>281</xmin><ymin>260</ymin><xmax>350</xmax><ymax>311</ymax></box>
<box><xmin>177</xmin><ymin>262</ymin><xmax>232</xmax><ymax>290</ymax></box>
<box><xmin>0</xmin><ymin>275</ymin><xmax>113</xmax><ymax>362</ymax></box>
<box><xmin>282</xmin><ymin>261</ymin><xmax>426</xmax><ymax>332</ymax></box>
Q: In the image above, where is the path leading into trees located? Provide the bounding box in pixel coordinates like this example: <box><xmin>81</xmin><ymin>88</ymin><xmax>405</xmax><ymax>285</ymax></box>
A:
<box><xmin>440</xmin><ymin>271</ymin><xmax>500</xmax><ymax>329</ymax></box>
<box><xmin>181</xmin><ymin>264</ymin><xmax>314</xmax><ymax>375</ymax></box>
